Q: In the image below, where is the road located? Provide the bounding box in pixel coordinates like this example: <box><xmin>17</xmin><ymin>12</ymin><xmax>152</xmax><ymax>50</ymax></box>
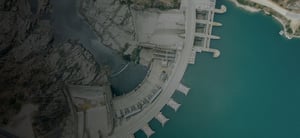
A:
<box><xmin>250</xmin><ymin>0</ymin><xmax>300</xmax><ymax>20</ymax></box>
<box><xmin>108</xmin><ymin>0</ymin><xmax>197</xmax><ymax>137</ymax></box>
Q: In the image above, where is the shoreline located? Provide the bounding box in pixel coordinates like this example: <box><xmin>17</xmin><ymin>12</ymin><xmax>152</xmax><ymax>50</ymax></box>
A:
<box><xmin>229</xmin><ymin>0</ymin><xmax>300</xmax><ymax>39</ymax></box>
<box><xmin>272</xmin><ymin>15</ymin><xmax>293</xmax><ymax>39</ymax></box>
<box><xmin>229</xmin><ymin>0</ymin><xmax>260</xmax><ymax>13</ymax></box>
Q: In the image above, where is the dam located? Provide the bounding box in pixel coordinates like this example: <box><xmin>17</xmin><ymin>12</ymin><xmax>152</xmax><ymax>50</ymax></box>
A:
<box><xmin>106</xmin><ymin>0</ymin><xmax>226</xmax><ymax>137</ymax></box>
<box><xmin>63</xmin><ymin>0</ymin><xmax>226</xmax><ymax>137</ymax></box>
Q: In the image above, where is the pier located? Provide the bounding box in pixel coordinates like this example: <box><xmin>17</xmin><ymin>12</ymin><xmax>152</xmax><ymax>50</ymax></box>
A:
<box><xmin>194</xmin><ymin>46</ymin><xmax>220</xmax><ymax>58</ymax></box>
<box><xmin>167</xmin><ymin>98</ymin><xmax>181</xmax><ymax>112</ymax></box>
<box><xmin>214</xmin><ymin>5</ymin><xmax>227</xmax><ymax>14</ymax></box>
<box><xmin>196</xmin><ymin>19</ymin><xmax>222</xmax><ymax>26</ymax></box>
<box><xmin>192</xmin><ymin>0</ymin><xmax>226</xmax><ymax>59</ymax></box>
<box><xmin>155</xmin><ymin>112</ymin><xmax>169</xmax><ymax>127</ymax></box>
<box><xmin>177</xmin><ymin>83</ymin><xmax>190</xmax><ymax>96</ymax></box>
<box><xmin>195</xmin><ymin>33</ymin><xmax>220</xmax><ymax>39</ymax></box>
<box><xmin>141</xmin><ymin>124</ymin><xmax>155</xmax><ymax>138</ymax></box>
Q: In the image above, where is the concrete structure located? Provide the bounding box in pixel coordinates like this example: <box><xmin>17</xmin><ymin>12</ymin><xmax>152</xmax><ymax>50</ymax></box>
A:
<box><xmin>139</xmin><ymin>42</ymin><xmax>183</xmax><ymax>50</ymax></box>
<box><xmin>68</xmin><ymin>85</ymin><xmax>114</xmax><ymax>138</ymax></box>
<box><xmin>188</xmin><ymin>48</ymin><xmax>198</xmax><ymax>64</ymax></box>
<box><xmin>130</xmin><ymin>134</ymin><xmax>135</xmax><ymax>138</ymax></box>
<box><xmin>70</xmin><ymin>0</ymin><xmax>224</xmax><ymax>137</ymax></box>
<box><xmin>155</xmin><ymin>112</ymin><xmax>169</xmax><ymax>127</ymax></box>
<box><xmin>141</xmin><ymin>124</ymin><xmax>155</xmax><ymax>138</ymax></box>
<box><xmin>167</xmin><ymin>98</ymin><xmax>181</xmax><ymax>112</ymax></box>
<box><xmin>214</xmin><ymin>5</ymin><xmax>227</xmax><ymax>13</ymax></box>
<box><xmin>191</xmin><ymin>0</ymin><xmax>226</xmax><ymax>59</ymax></box>
<box><xmin>195</xmin><ymin>33</ymin><xmax>220</xmax><ymax>39</ymax></box>
<box><xmin>196</xmin><ymin>19</ymin><xmax>222</xmax><ymax>26</ymax></box>
<box><xmin>135</xmin><ymin>10</ymin><xmax>185</xmax><ymax>48</ymax></box>
<box><xmin>194</xmin><ymin>46</ymin><xmax>220</xmax><ymax>58</ymax></box>
<box><xmin>106</xmin><ymin>0</ymin><xmax>224</xmax><ymax>137</ymax></box>
<box><xmin>177</xmin><ymin>83</ymin><xmax>190</xmax><ymax>96</ymax></box>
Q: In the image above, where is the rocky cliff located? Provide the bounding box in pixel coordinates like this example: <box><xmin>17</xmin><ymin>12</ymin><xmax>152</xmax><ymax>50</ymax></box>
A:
<box><xmin>0</xmin><ymin>0</ymin><xmax>110</xmax><ymax>137</ymax></box>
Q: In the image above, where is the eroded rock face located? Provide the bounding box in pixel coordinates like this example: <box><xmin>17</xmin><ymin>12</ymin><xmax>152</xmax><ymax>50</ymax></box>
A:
<box><xmin>80</xmin><ymin>0</ymin><xmax>181</xmax><ymax>55</ymax></box>
<box><xmin>30</xmin><ymin>40</ymin><xmax>109</xmax><ymax>136</ymax></box>
<box><xmin>81</xmin><ymin>0</ymin><xmax>136</xmax><ymax>52</ymax></box>
<box><xmin>0</xmin><ymin>1</ymin><xmax>50</xmax><ymax>126</ymax></box>
<box><xmin>49</xmin><ymin>41</ymin><xmax>109</xmax><ymax>86</ymax></box>
<box><xmin>0</xmin><ymin>0</ymin><xmax>35</xmax><ymax>57</ymax></box>
<box><xmin>125</xmin><ymin>0</ymin><xmax>180</xmax><ymax>10</ymax></box>
<box><xmin>0</xmin><ymin>0</ymin><xmax>110</xmax><ymax>137</ymax></box>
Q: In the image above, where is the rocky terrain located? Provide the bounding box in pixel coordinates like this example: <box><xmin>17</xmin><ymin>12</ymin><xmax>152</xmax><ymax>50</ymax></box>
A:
<box><xmin>80</xmin><ymin>0</ymin><xmax>181</xmax><ymax>60</ymax></box>
<box><xmin>0</xmin><ymin>0</ymin><xmax>110</xmax><ymax>137</ymax></box>
<box><xmin>272</xmin><ymin>0</ymin><xmax>300</xmax><ymax>13</ymax></box>
<box><xmin>130</xmin><ymin>0</ymin><xmax>180</xmax><ymax>10</ymax></box>
<box><xmin>0</xmin><ymin>0</ymin><xmax>181</xmax><ymax>137</ymax></box>
<box><xmin>80</xmin><ymin>0</ymin><xmax>137</xmax><ymax>54</ymax></box>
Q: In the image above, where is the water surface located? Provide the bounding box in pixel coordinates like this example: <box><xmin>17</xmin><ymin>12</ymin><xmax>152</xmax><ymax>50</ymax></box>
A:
<box><xmin>136</xmin><ymin>0</ymin><xmax>300</xmax><ymax>137</ymax></box>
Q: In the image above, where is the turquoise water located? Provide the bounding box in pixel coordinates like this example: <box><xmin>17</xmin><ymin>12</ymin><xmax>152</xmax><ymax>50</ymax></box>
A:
<box><xmin>136</xmin><ymin>0</ymin><xmax>300</xmax><ymax>138</ymax></box>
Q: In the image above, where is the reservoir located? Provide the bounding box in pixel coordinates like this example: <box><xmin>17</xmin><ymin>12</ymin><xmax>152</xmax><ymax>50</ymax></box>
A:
<box><xmin>136</xmin><ymin>0</ymin><xmax>300</xmax><ymax>137</ymax></box>
<box><xmin>50</xmin><ymin>0</ymin><xmax>147</xmax><ymax>95</ymax></box>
